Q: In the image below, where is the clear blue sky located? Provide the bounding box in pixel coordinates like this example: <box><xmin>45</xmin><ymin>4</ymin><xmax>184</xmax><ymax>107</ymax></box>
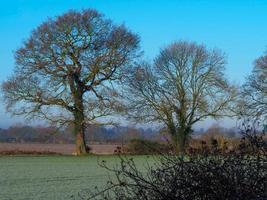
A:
<box><xmin>0</xmin><ymin>0</ymin><xmax>267</xmax><ymax>128</ymax></box>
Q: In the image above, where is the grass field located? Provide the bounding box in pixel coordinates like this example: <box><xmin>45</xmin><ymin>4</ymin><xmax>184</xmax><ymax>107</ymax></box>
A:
<box><xmin>0</xmin><ymin>155</ymin><xmax>151</xmax><ymax>200</ymax></box>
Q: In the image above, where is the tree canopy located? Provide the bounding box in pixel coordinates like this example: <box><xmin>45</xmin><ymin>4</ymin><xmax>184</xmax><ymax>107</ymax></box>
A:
<box><xmin>1</xmin><ymin>9</ymin><xmax>140</xmax><ymax>154</ymax></box>
<box><xmin>239</xmin><ymin>50</ymin><xmax>267</xmax><ymax>121</ymax></box>
<box><xmin>124</xmin><ymin>41</ymin><xmax>236</xmax><ymax>152</ymax></box>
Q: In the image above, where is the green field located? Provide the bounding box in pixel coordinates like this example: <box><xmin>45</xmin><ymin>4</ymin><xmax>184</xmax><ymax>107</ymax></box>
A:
<box><xmin>0</xmin><ymin>155</ymin><xmax>151</xmax><ymax>200</ymax></box>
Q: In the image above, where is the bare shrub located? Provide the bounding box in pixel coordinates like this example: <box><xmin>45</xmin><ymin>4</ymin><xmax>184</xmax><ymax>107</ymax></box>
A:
<box><xmin>85</xmin><ymin>120</ymin><xmax>266</xmax><ymax>200</ymax></box>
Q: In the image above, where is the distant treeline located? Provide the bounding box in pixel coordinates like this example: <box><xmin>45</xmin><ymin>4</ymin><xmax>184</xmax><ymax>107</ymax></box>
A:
<box><xmin>0</xmin><ymin>125</ymin><xmax>159</xmax><ymax>144</ymax></box>
<box><xmin>0</xmin><ymin>124</ymin><xmax>238</xmax><ymax>144</ymax></box>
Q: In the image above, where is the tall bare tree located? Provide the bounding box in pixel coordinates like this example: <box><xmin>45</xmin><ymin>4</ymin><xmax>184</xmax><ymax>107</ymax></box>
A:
<box><xmin>239</xmin><ymin>50</ymin><xmax>267</xmax><ymax>121</ymax></box>
<box><xmin>1</xmin><ymin>9</ymin><xmax>140</xmax><ymax>155</ymax></box>
<box><xmin>124</xmin><ymin>41</ymin><xmax>236</xmax><ymax>153</ymax></box>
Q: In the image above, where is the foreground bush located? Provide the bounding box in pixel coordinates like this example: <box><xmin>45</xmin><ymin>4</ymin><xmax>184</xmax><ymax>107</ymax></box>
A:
<box><xmin>85</xmin><ymin>123</ymin><xmax>266</xmax><ymax>200</ymax></box>
<box><xmin>87</xmin><ymin>154</ymin><xmax>266</xmax><ymax>200</ymax></box>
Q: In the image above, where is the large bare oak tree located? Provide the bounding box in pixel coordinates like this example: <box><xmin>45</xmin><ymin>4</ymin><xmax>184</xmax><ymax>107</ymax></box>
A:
<box><xmin>124</xmin><ymin>41</ymin><xmax>236</xmax><ymax>153</ymax></box>
<box><xmin>1</xmin><ymin>9</ymin><xmax>140</xmax><ymax>155</ymax></box>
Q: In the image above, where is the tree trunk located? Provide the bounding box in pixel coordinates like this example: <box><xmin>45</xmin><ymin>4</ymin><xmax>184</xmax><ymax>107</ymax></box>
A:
<box><xmin>74</xmin><ymin>117</ymin><xmax>87</xmax><ymax>155</ymax></box>
<box><xmin>172</xmin><ymin>127</ymin><xmax>190</xmax><ymax>155</ymax></box>
<box><xmin>172</xmin><ymin>135</ymin><xmax>186</xmax><ymax>155</ymax></box>
<box><xmin>177</xmin><ymin>136</ymin><xmax>186</xmax><ymax>154</ymax></box>
<box><xmin>73</xmin><ymin>88</ymin><xmax>88</xmax><ymax>155</ymax></box>
<box><xmin>171</xmin><ymin>135</ymin><xmax>181</xmax><ymax>154</ymax></box>
<box><xmin>178</xmin><ymin>126</ymin><xmax>192</xmax><ymax>154</ymax></box>
<box><xmin>68</xmin><ymin>72</ymin><xmax>89</xmax><ymax>155</ymax></box>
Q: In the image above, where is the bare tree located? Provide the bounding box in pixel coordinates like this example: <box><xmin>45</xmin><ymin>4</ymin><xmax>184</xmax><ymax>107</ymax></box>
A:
<box><xmin>239</xmin><ymin>50</ymin><xmax>267</xmax><ymax>121</ymax></box>
<box><xmin>124</xmin><ymin>41</ymin><xmax>236</xmax><ymax>153</ymax></box>
<box><xmin>1</xmin><ymin>9</ymin><xmax>140</xmax><ymax>155</ymax></box>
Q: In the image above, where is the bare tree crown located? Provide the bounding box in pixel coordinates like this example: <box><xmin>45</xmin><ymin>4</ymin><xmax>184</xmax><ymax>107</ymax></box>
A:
<box><xmin>2</xmin><ymin>9</ymin><xmax>140</xmax><ymax>125</ymax></box>
<box><xmin>124</xmin><ymin>41</ymin><xmax>236</xmax><ymax>151</ymax></box>
<box><xmin>239</xmin><ymin>51</ymin><xmax>267</xmax><ymax>120</ymax></box>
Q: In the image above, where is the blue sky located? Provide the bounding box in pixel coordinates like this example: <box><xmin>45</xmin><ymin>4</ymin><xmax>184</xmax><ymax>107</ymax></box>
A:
<box><xmin>0</xmin><ymin>0</ymin><xmax>267</xmax><ymax>128</ymax></box>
